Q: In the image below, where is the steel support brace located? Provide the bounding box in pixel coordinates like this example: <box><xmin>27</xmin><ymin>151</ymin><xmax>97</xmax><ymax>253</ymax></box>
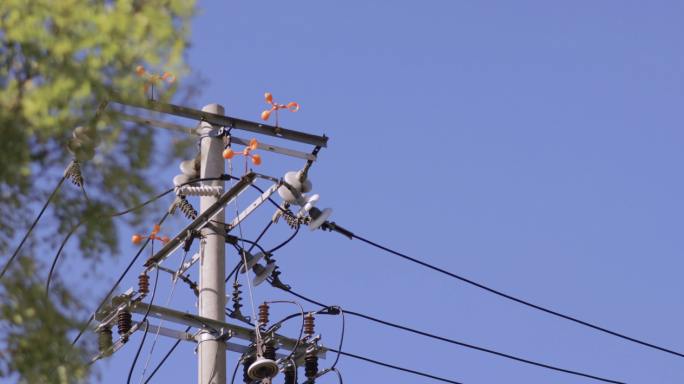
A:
<box><xmin>143</xmin><ymin>172</ymin><xmax>257</xmax><ymax>268</ymax></box>
<box><xmin>225</xmin><ymin>182</ymin><xmax>281</xmax><ymax>233</ymax></box>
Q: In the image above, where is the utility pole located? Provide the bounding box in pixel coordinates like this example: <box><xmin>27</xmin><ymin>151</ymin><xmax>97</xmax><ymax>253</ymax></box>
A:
<box><xmin>90</xmin><ymin>93</ymin><xmax>333</xmax><ymax>384</ymax></box>
<box><xmin>199</xmin><ymin>103</ymin><xmax>226</xmax><ymax>384</ymax></box>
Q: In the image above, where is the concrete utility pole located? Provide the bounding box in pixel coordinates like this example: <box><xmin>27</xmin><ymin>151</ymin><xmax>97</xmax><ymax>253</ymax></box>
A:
<box><xmin>199</xmin><ymin>104</ymin><xmax>227</xmax><ymax>384</ymax></box>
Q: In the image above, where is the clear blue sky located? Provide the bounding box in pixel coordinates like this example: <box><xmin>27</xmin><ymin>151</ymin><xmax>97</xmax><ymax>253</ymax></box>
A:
<box><xmin>90</xmin><ymin>1</ymin><xmax>684</xmax><ymax>384</ymax></box>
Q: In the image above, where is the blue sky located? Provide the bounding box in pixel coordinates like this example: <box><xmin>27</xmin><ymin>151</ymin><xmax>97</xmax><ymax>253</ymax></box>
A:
<box><xmin>86</xmin><ymin>1</ymin><xmax>684</xmax><ymax>384</ymax></box>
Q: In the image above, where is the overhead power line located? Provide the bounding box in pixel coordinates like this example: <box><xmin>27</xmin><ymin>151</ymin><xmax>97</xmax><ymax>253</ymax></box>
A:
<box><xmin>282</xmin><ymin>289</ymin><xmax>627</xmax><ymax>384</ymax></box>
<box><xmin>328</xmin><ymin>348</ymin><xmax>463</xmax><ymax>384</ymax></box>
<box><xmin>349</xmin><ymin>233</ymin><xmax>684</xmax><ymax>360</ymax></box>
<box><xmin>1</xmin><ymin>175</ymin><xmax>67</xmax><ymax>280</ymax></box>
<box><xmin>45</xmin><ymin>188</ymin><xmax>175</xmax><ymax>296</ymax></box>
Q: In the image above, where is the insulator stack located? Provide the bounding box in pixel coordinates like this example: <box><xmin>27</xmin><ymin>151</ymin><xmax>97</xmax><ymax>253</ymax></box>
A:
<box><xmin>243</xmin><ymin>358</ymin><xmax>255</xmax><ymax>384</ymax></box>
<box><xmin>178</xmin><ymin>196</ymin><xmax>198</xmax><ymax>219</ymax></box>
<box><xmin>284</xmin><ymin>211</ymin><xmax>300</xmax><ymax>229</ymax></box>
<box><xmin>138</xmin><ymin>272</ymin><xmax>150</xmax><ymax>294</ymax></box>
<box><xmin>284</xmin><ymin>365</ymin><xmax>296</xmax><ymax>384</ymax></box>
<box><xmin>304</xmin><ymin>354</ymin><xmax>318</xmax><ymax>380</ymax></box>
<box><xmin>232</xmin><ymin>282</ymin><xmax>243</xmax><ymax>311</ymax></box>
<box><xmin>175</xmin><ymin>185</ymin><xmax>223</xmax><ymax>197</ymax></box>
<box><xmin>117</xmin><ymin>312</ymin><xmax>132</xmax><ymax>335</ymax></box>
<box><xmin>258</xmin><ymin>302</ymin><xmax>270</xmax><ymax>329</ymax></box>
<box><xmin>66</xmin><ymin>160</ymin><xmax>84</xmax><ymax>187</ymax></box>
<box><xmin>263</xmin><ymin>344</ymin><xmax>276</xmax><ymax>361</ymax></box>
<box><xmin>98</xmin><ymin>329</ymin><xmax>113</xmax><ymax>352</ymax></box>
<box><xmin>304</xmin><ymin>313</ymin><xmax>315</xmax><ymax>337</ymax></box>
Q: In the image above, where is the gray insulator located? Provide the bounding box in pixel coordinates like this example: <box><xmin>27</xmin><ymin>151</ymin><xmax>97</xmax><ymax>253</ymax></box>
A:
<box><xmin>179</xmin><ymin>197</ymin><xmax>198</xmax><ymax>219</ymax></box>
<box><xmin>65</xmin><ymin>159</ymin><xmax>84</xmax><ymax>187</ymax></box>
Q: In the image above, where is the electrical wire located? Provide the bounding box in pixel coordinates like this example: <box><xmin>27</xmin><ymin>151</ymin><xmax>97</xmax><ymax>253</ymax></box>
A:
<box><xmin>127</xmin><ymin>263</ymin><xmax>160</xmax><ymax>384</ymax></box>
<box><xmin>264</xmin><ymin>300</ymin><xmax>304</xmax><ymax>361</ymax></box>
<box><xmin>61</xmin><ymin>212</ymin><xmax>170</xmax><ymax>364</ymax></box>
<box><xmin>45</xmin><ymin>189</ymin><xmax>175</xmax><ymax>296</ymax></box>
<box><xmin>281</xmin><ymin>289</ymin><xmax>626</xmax><ymax>384</ymax></box>
<box><xmin>351</xmin><ymin>233</ymin><xmax>684</xmax><ymax>360</ymax></box>
<box><xmin>230</xmin><ymin>167</ymin><xmax>259</xmax><ymax>339</ymax></box>
<box><xmin>268</xmin><ymin>225</ymin><xmax>300</xmax><ymax>254</ymax></box>
<box><xmin>333</xmin><ymin>368</ymin><xmax>343</xmax><ymax>384</ymax></box>
<box><xmin>143</xmin><ymin>326</ymin><xmax>192</xmax><ymax>384</ymax></box>
<box><xmin>328</xmin><ymin>348</ymin><xmax>463</xmax><ymax>384</ymax></box>
<box><xmin>229</xmin><ymin>358</ymin><xmax>240</xmax><ymax>384</ymax></box>
<box><xmin>225</xmin><ymin>260</ymin><xmax>242</xmax><ymax>283</ymax></box>
<box><xmin>248</xmin><ymin>221</ymin><xmax>272</xmax><ymax>253</ymax></box>
<box><xmin>1</xmin><ymin>175</ymin><xmax>66</xmax><ymax>280</ymax></box>
<box><xmin>138</xmin><ymin>250</ymin><xmax>188</xmax><ymax>384</ymax></box>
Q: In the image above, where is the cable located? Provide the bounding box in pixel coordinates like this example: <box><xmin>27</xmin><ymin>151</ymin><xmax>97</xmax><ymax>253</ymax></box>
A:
<box><xmin>230</xmin><ymin>166</ymin><xmax>259</xmax><ymax>339</ymax></box>
<box><xmin>127</xmin><ymin>264</ymin><xmax>159</xmax><ymax>384</ymax></box>
<box><xmin>268</xmin><ymin>225</ymin><xmax>300</xmax><ymax>254</ymax></box>
<box><xmin>332</xmin><ymin>368</ymin><xmax>343</xmax><ymax>384</ymax></box>
<box><xmin>81</xmin><ymin>184</ymin><xmax>92</xmax><ymax>208</ymax></box>
<box><xmin>229</xmin><ymin>358</ymin><xmax>240</xmax><ymax>384</ymax></box>
<box><xmin>352</xmin><ymin>234</ymin><xmax>684</xmax><ymax>360</ymax></box>
<box><xmin>264</xmin><ymin>300</ymin><xmax>304</xmax><ymax>361</ymax></box>
<box><xmin>248</xmin><ymin>221</ymin><xmax>272</xmax><ymax>253</ymax></box>
<box><xmin>281</xmin><ymin>289</ymin><xmax>626</xmax><ymax>384</ymax></box>
<box><xmin>143</xmin><ymin>326</ymin><xmax>192</xmax><ymax>384</ymax></box>
<box><xmin>127</xmin><ymin>320</ymin><xmax>150</xmax><ymax>384</ymax></box>
<box><xmin>327</xmin><ymin>306</ymin><xmax>344</xmax><ymax>371</ymax></box>
<box><xmin>45</xmin><ymin>189</ymin><xmax>175</xmax><ymax>296</ymax></box>
<box><xmin>1</xmin><ymin>175</ymin><xmax>66</xmax><ymax>280</ymax></box>
<box><xmin>61</xmin><ymin>212</ymin><xmax>170</xmax><ymax>364</ymax></box>
<box><xmin>225</xmin><ymin>260</ymin><xmax>242</xmax><ymax>284</ymax></box>
<box><xmin>329</xmin><ymin>348</ymin><xmax>463</xmax><ymax>384</ymax></box>
<box><xmin>139</xmin><ymin>250</ymin><xmax>187</xmax><ymax>384</ymax></box>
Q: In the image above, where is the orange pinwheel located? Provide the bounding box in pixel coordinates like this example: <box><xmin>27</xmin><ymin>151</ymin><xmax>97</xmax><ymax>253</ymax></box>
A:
<box><xmin>223</xmin><ymin>138</ymin><xmax>262</xmax><ymax>174</ymax></box>
<box><xmin>261</xmin><ymin>93</ymin><xmax>298</xmax><ymax>132</ymax></box>
<box><xmin>132</xmin><ymin>223</ymin><xmax>170</xmax><ymax>257</ymax></box>
<box><xmin>137</xmin><ymin>66</ymin><xmax>175</xmax><ymax>100</ymax></box>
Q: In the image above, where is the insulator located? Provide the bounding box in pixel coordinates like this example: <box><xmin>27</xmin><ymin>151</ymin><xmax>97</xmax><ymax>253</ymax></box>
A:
<box><xmin>98</xmin><ymin>329</ymin><xmax>113</xmax><ymax>352</ymax></box>
<box><xmin>178</xmin><ymin>196</ymin><xmax>198</xmax><ymax>219</ymax></box>
<box><xmin>304</xmin><ymin>354</ymin><xmax>318</xmax><ymax>379</ymax></box>
<box><xmin>243</xmin><ymin>358</ymin><xmax>255</xmax><ymax>384</ymax></box>
<box><xmin>117</xmin><ymin>312</ymin><xmax>132</xmax><ymax>335</ymax></box>
<box><xmin>304</xmin><ymin>313</ymin><xmax>315</xmax><ymax>337</ymax></box>
<box><xmin>175</xmin><ymin>185</ymin><xmax>223</xmax><ymax>197</ymax></box>
<box><xmin>138</xmin><ymin>272</ymin><xmax>150</xmax><ymax>294</ymax></box>
<box><xmin>263</xmin><ymin>344</ymin><xmax>276</xmax><ymax>361</ymax></box>
<box><xmin>258</xmin><ymin>302</ymin><xmax>269</xmax><ymax>329</ymax></box>
<box><xmin>283</xmin><ymin>211</ymin><xmax>300</xmax><ymax>229</ymax></box>
<box><xmin>284</xmin><ymin>365</ymin><xmax>296</xmax><ymax>384</ymax></box>
<box><xmin>232</xmin><ymin>282</ymin><xmax>243</xmax><ymax>310</ymax></box>
<box><xmin>65</xmin><ymin>160</ymin><xmax>84</xmax><ymax>187</ymax></box>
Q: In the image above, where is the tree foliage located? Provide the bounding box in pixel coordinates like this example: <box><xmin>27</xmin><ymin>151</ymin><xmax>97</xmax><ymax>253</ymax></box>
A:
<box><xmin>0</xmin><ymin>0</ymin><xmax>196</xmax><ymax>382</ymax></box>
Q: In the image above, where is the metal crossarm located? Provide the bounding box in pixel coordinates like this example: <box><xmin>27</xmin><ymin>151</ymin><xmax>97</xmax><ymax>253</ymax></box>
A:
<box><xmin>106</xmin><ymin>91</ymin><xmax>329</xmax><ymax>148</ymax></box>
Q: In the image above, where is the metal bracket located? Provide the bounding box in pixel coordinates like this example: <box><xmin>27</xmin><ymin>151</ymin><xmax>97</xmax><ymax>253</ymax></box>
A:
<box><xmin>223</xmin><ymin>181</ymin><xmax>281</xmax><ymax>233</ymax></box>
<box><xmin>144</xmin><ymin>172</ymin><xmax>257</xmax><ymax>268</ymax></box>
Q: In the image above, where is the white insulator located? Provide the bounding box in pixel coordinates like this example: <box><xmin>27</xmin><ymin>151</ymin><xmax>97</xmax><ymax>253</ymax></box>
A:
<box><xmin>175</xmin><ymin>185</ymin><xmax>223</xmax><ymax>197</ymax></box>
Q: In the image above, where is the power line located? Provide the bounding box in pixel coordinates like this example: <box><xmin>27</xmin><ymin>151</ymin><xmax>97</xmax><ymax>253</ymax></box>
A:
<box><xmin>62</xmin><ymin>212</ymin><xmax>170</xmax><ymax>363</ymax></box>
<box><xmin>282</xmin><ymin>289</ymin><xmax>627</xmax><ymax>384</ymax></box>
<box><xmin>143</xmin><ymin>326</ymin><xmax>192</xmax><ymax>384</ymax></box>
<box><xmin>45</xmin><ymin>188</ymin><xmax>175</xmax><ymax>296</ymax></box>
<box><xmin>1</xmin><ymin>175</ymin><xmax>66</xmax><ymax>279</ymax></box>
<box><xmin>351</xmin><ymin>233</ymin><xmax>684</xmax><ymax>360</ymax></box>
<box><xmin>328</xmin><ymin>348</ymin><xmax>463</xmax><ymax>384</ymax></box>
<box><xmin>127</xmin><ymin>264</ymin><xmax>160</xmax><ymax>384</ymax></box>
